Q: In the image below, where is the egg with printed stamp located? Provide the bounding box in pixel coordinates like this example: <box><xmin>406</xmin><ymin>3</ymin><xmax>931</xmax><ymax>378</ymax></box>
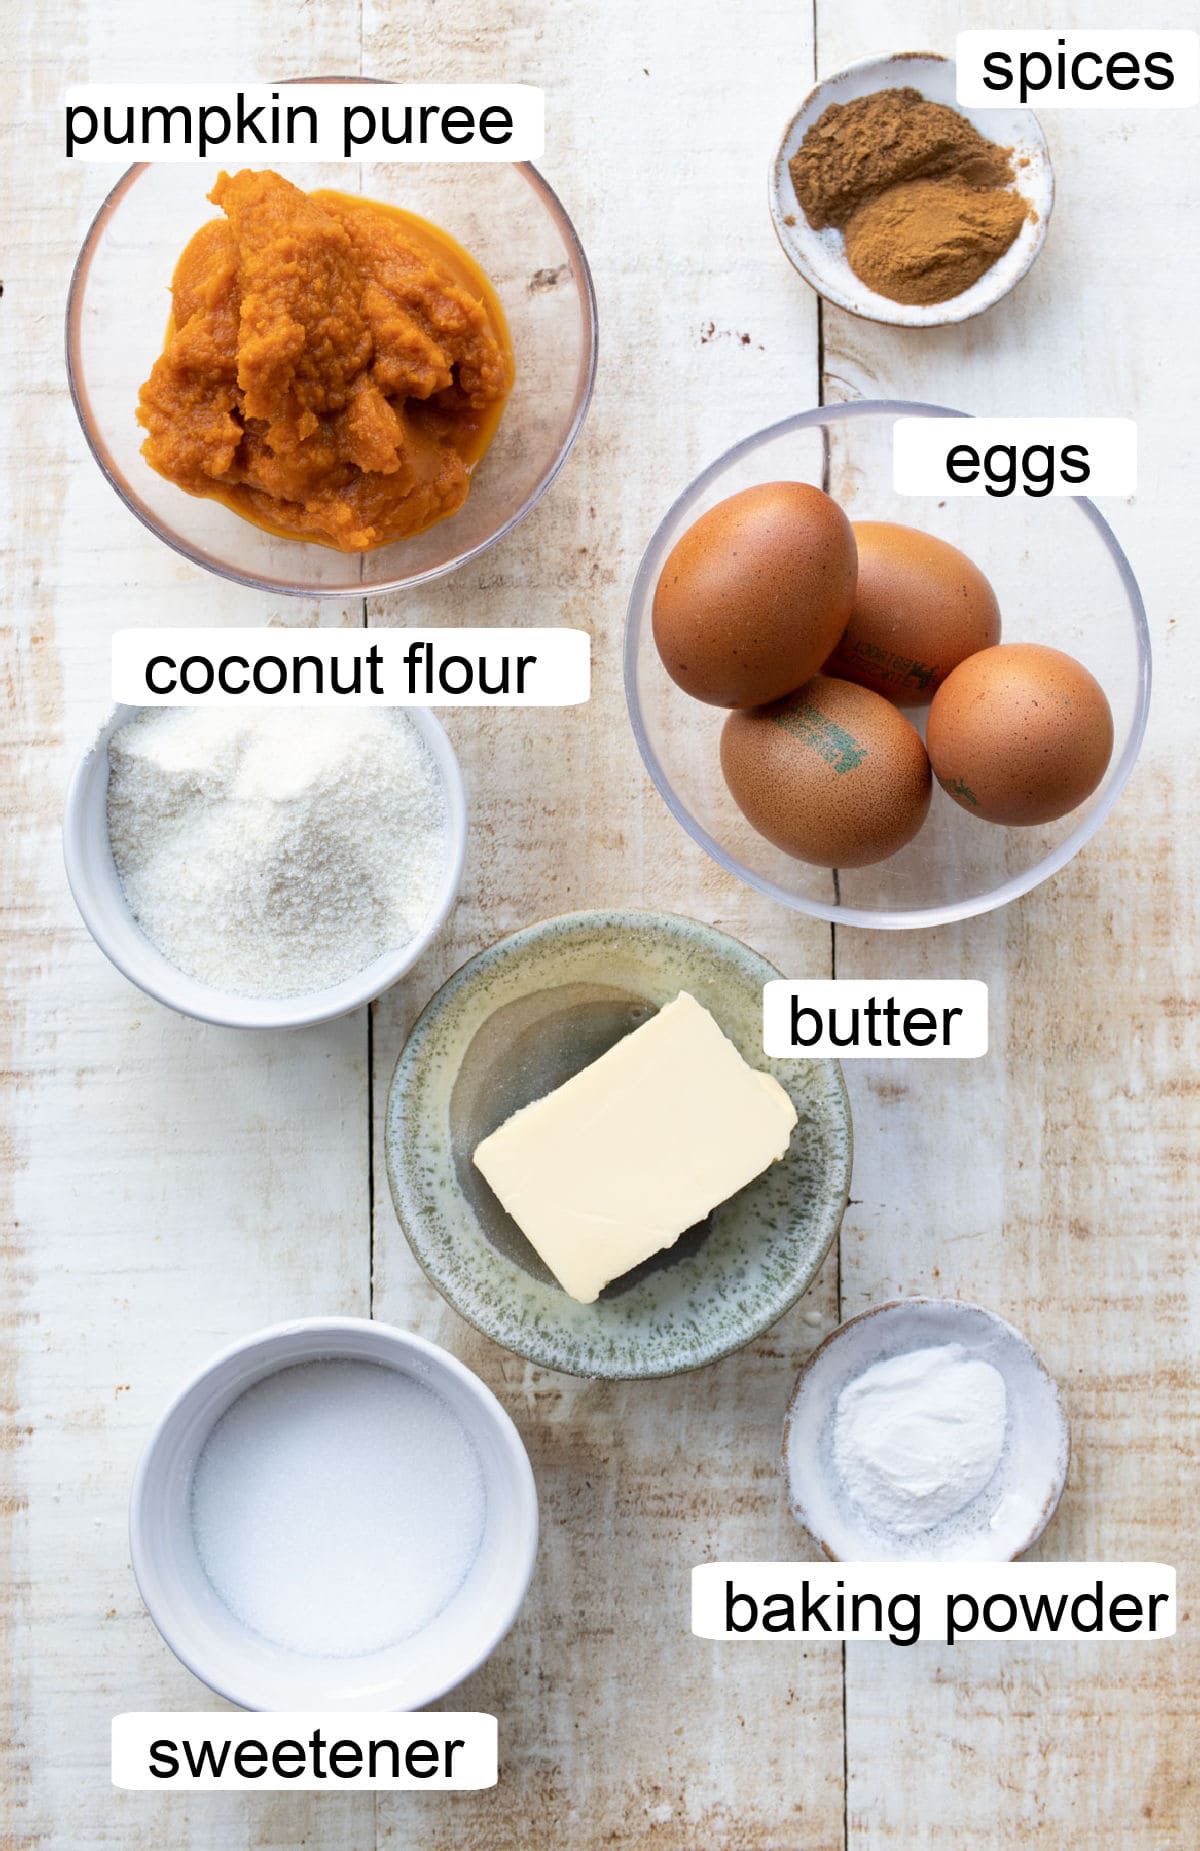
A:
<box><xmin>720</xmin><ymin>674</ymin><xmax>932</xmax><ymax>868</ymax></box>
<box><xmin>825</xmin><ymin>521</ymin><xmax>1001</xmax><ymax>704</ymax></box>
<box><xmin>927</xmin><ymin>642</ymin><xmax>1114</xmax><ymax>826</ymax></box>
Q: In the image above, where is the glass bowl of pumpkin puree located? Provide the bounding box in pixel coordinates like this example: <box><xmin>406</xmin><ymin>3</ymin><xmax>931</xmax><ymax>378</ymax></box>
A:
<box><xmin>67</xmin><ymin>156</ymin><xmax>597</xmax><ymax>596</ymax></box>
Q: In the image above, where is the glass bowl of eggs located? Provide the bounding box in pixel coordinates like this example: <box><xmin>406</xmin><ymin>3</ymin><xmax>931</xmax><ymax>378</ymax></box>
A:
<box><xmin>624</xmin><ymin>401</ymin><xmax>1151</xmax><ymax>930</ymax></box>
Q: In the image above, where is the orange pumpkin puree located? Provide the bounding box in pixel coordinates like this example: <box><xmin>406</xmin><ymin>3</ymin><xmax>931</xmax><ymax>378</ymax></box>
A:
<box><xmin>137</xmin><ymin>169</ymin><xmax>513</xmax><ymax>552</ymax></box>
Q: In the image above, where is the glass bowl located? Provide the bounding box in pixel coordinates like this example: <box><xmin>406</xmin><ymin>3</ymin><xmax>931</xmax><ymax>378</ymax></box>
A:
<box><xmin>67</xmin><ymin>155</ymin><xmax>597</xmax><ymax>597</ymax></box>
<box><xmin>624</xmin><ymin>402</ymin><xmax>1151</xmax><ymax>930</ymax></box>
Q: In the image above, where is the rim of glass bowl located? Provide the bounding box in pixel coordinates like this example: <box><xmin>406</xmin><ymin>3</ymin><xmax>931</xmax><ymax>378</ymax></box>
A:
<box><xmin>623</xmin><ymin>400</ymin><xmax>1152</xmax><ymax>931</ymax></box>
<box><xmin>65</xmin><ymin>153</ymin><xmax>598</xmax><ymax>599</ymax></box>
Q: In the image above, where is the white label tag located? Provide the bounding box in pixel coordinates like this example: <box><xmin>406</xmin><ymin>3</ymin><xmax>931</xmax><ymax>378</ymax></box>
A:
<box><xmin>957</xmin><ymin>31</ymin><xmax>1200</xmax><ymax>108</ymax></box>
<box><xmin>112</xmin><ymin>628</ymin><xmax>590</xmax><ymax>707</ymax></box>
<box><xmin>693</xmin><ymin>1564</ymin><xmax>1176</xmax><ymax>1644</ymax></box>
<box><xmin>65</xmin><ymin>83</ymin><xmax>543</xmax><ymax>161</ymax></box>
<box><xmin>111</xmin><ymin>1711</ymin><xmax>498</xmax><ymax>1791</ymax></box>
<box><xmin>893</xmin><ymin>418</ymin><xmax>1136</xmax><ymax>499</ymax></box>
<box><xmin>764</xmin><ymin>981</ymin><xmax>988</xmax><ymax>1059</ymax></box>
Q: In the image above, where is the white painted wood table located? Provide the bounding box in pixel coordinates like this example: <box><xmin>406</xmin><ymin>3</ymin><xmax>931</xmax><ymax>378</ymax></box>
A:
<box><xmin>4</xmin><ymin>1</ymin><xmax>1196</xmax><ymax>1845</ymax></box>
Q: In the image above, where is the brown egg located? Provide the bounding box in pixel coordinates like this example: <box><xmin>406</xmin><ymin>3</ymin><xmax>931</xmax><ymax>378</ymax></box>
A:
<box><xmin>926</xmin><ymin>643</ymin><xmax>1114</xmax><ymax>826</ymax></box>
<box><xmin>825</xmin><ymin>522</ymin><xmax>1001</xmax><ymax>704</ymax></box>
<box><xmin>721</xmin><ymin>674</ymin><xmax>932</xmax><ymax>867</ymax></box>
<box><xmin>652</xmin><ymin>482</ymin><xmax>857</xmax><ymax>707</ymax></box>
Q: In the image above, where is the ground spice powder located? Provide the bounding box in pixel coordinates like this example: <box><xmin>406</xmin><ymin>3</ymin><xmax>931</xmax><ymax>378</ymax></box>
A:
<box><xmin>789</xmin><ymin>86</ymin><xmax>1029</xmax><ymax>306</ymax></box>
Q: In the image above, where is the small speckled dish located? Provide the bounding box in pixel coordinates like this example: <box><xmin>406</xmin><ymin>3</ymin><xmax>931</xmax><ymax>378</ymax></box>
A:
<box><xmin>770</xmin><ymin>52</ymin><xmax>1053</xmax><ymax>327</ymax></box>
<box><xmin>783</xmin><ymin>1298</ymin><xmax>1070</xmax><ymax>1561</ymax></box>
<box><xmin>386</xmin><ymin>911</ymin><xmax>852</xmax><ymax>1379</ymax></box>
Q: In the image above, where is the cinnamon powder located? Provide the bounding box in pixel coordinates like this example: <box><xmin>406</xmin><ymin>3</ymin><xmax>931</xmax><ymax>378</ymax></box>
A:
<box><xmin>789</xmin><ymin>86</ymin><xmax>1029</xmax><ymax>306</ymax></box>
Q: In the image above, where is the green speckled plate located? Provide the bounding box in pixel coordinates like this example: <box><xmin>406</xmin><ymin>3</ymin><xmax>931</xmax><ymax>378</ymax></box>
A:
<box><xmin>385</xmin><ymin>911</ymin><xmax>852</xmax><ymax>1379</ymax></box>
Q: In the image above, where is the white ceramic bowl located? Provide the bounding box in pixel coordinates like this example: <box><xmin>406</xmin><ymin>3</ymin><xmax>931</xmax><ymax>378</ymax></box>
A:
<box><xmin>62</xmin><ymin>704</ymin><xmax>466</xmax><ymax>1029</ymax></box>
<box><xmin>129</xmin><ymin>1317</ymin><xmax>538</xmax><ymax>1711</ymax></box>
<box><xmin>783</xmin><ymin>1297</ymin><xmax>1070</xmax><ymax>1562</ymax></box>
<box><xmin>769</xmin><ymin>52</ymin><xmax>1053</xmax><ymax>327</ymax></box>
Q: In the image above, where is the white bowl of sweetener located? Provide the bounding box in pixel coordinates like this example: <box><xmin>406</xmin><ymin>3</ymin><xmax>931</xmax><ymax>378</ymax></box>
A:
<box><xmin>783</xmin><ymin>1298</ymin><xmax>1069</xmax><ymax>1562</ymax></box>
<box><xmin>63</xmin><ymin>704</ymin><xmax>466</xmax><ymax>1029</ymax></box>
<box><xmin>130</xmin><ymin>1318</ymin><xmax>538</xmax><ymax>1710</ymax></box>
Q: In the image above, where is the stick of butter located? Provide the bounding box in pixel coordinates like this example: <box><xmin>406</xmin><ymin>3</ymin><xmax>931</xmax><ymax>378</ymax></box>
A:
<box><xmin>472</xmin><ymin>991</ymin><xmax>798</xmax><ymax>1304</ymax></box>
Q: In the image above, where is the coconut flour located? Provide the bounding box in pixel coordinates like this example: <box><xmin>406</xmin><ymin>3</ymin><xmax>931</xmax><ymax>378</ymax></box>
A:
<box><xmin>106</xmin><ymin>707</ymin><xmax>449</xmax><ymax>998</ymax></box>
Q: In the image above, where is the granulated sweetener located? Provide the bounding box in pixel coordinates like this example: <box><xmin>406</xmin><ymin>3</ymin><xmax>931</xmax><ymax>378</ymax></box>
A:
<box><xmin>106</xmin><ymin>708</ymin><xmax>449</xmax><ymax>998</ymax></box>
<box><xmin>191</xmin><ymin>1360</ymin><xmax>486</xmax><ymax>1658</ymax></box>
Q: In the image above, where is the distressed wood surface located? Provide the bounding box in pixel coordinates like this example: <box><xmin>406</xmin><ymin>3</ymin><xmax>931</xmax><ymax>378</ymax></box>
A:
<box><xmin>816</xmin><ymin>4</ymin><xmax>1199</xmax><ymax>1845</ymax></box>
<box><xmin>2</xmin><ymin>0</ymin><xmax>1196</xmax><ymax>1847</ymax></box>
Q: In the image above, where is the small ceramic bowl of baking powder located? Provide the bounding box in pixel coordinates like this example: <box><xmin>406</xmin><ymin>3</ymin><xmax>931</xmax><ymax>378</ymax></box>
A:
<box><xmin>783</xmin><ymin>1297</ymin><xmax>1069</xmax><ymax>1561</ymax></box>
<box><xmin>62</xmin><ymin>703</ymin><xmax>467</xmax><ymax>1030</ymax></box>
<box><xmin>130</xmin><ymin>1317</ymin><xmax>538</xmax><ymax>1710</ymax></box>
<box><xmin>769</xmin><ymin>52</ymin><xmax>1053</xmax><ymax>327</ymax></box>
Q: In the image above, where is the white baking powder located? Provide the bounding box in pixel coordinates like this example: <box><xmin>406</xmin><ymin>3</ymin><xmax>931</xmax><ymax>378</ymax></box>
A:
<box><xmin>831</xmin><ymin>1343</ymin><xmax>1007</xmax><ymax>1537</ymax></box>
<box><xmin>191</xmin><ymin>1360</ymin><xmax>486</xmax><ymax>1658</ymax></box>
<box><xmin>106</xmin><ymin>708</ymin><xmax>448</xmax><ymax>997</ymax></box>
